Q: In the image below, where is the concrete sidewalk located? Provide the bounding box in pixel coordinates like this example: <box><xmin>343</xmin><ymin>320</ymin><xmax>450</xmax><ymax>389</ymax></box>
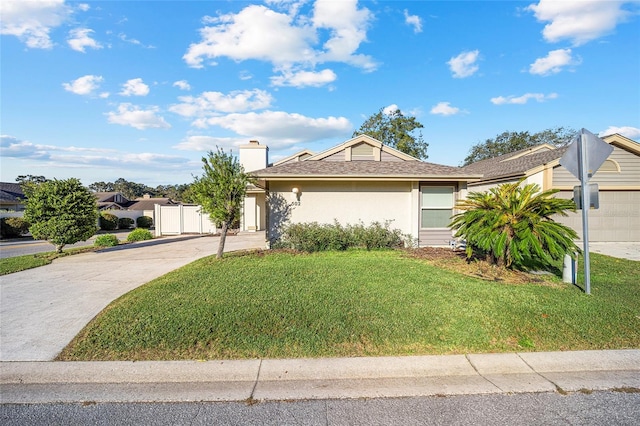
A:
<box><xmin>1</xmin><ymin>350</ymin><xmax>638</xmax><ymax>403</ymax></box>
<box><xmin>0</xmin><ymin>232</ymin><xmax>266</xmax><ymax>362</ymax></box>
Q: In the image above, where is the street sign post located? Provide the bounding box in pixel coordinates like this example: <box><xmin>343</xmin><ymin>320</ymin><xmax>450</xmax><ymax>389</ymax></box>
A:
<box><xmin>559</xmin><ymin>129</ymin><xmax>613</xmax><ymax>294</ymax></box>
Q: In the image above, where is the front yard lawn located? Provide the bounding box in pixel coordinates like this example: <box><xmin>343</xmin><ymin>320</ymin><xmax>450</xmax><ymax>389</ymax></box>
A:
<box><xmin>58</xmin><ymin>249</ymin><xmax>640</xmax><ymax>361</ymax></box>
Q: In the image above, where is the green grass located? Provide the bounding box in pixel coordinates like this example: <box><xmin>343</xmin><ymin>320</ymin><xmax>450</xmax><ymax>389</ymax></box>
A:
<box><xmin>0</xmin><ymin>246</ymin><xmax>100</xmax><ymax>275</ymax></box>
<box><xmin>59</xmin><ymin>249</ymin><xmax>640</xmax><ymax>361</ymax></box>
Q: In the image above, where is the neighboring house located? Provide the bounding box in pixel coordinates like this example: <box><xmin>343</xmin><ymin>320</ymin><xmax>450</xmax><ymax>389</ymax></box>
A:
<box><xmin>94</xmin><ymin>192</ymin><xmax>131</xmax><ymax>210</ymax></box>
<box><xmin>0</xmin><ymin>182</ymin><xmax>26</xmax><ymax>212</ymax></box>
<box><xmin>127</xmin><ymin>194</ymin><xmax>180</xmax><ymax>219</ymax></box>
<box><xmin>462</xmin><ymin>133</ymin><xmax>640</xmax><ymax>242</ymax></box>
<box><xmin>94</xmin><ymin>192</ymin><xmax>180</xmax><ymax>224</ymax></box>
<box><xmin>242</xmin><ymin>135</ymin><xmax>482</xmax><ymax>246</ymax></box>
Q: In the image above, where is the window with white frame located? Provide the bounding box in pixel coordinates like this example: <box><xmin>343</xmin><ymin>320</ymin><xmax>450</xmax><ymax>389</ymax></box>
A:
<box><xmin>421</xmin><ymin>186</ymin><xmax>454</xmax><ymax>228</ymax></box>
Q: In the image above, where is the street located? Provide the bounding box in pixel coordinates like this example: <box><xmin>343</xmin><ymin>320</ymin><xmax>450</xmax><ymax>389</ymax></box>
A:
<box><xmin>2</xmin><ymin>391</ymin><xmax>639</xmax><ymax>425</ymax></box>
<box><xmin>0</xmin><ymin>231</ymin><xmax>134</xmax><ymax>259</ymax></box>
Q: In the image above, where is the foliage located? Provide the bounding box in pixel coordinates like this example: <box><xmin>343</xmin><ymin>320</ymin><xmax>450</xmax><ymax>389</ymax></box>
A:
<box><xmin>275</xmin><ymin>221</ymin><xmax>408</xmax><ymax>252</ymax></box>
<box><xmin>95</xmin><ymin>234</ymin><xmax>119</xmax><ymax>247</ymax></box>
<box><xmin>136</xmin><ymin>216</ymin><xmax>153</xmax><ymax>229</ymax></box>
<box><xmin>88</xmin><ymin>179</ymin><xmax>192</xmax><ymax>202</ymax></box>
<box><xmin>191</xmin><ymin>148</ymin><xmax>254</xmax><ymax>258</ymax></box>
<box><xmin>353</xmin><ymin>107</ymin><xmax>428</xmax><ymax>159</ymax></box>
<box><xmin>127</xmin><ymin>228</ymin><xmax>153</xmax><ymax>242</ymax></box>
<box><xmin>449</xmin><ymin>181</ymin><xmax>580</xmax><ymax>270</ymax></box>
<box><xmin>16</xmin><ymin>175</ymin><xmax>48</xmax><ymax>185</ymax></box>
<box><xmin>58</xmin><ymin>250</ymin><xmax>640</xmax><ymax>361</ymax></box>
<box><xmin>462</xmin><ymin>127</ymin><xmax>575</xmax><ymax>166</ymax></box>
<box><xmin>23</xmin><ymin>178</ymin><xmax>99</xmax><ymax>253</ymax></box>
<box><xmin>118</xmin><ymin>217</ymin><xmax>135</xmax><ymax>229</ymax></box>
<box><xmin>99</xmin><ymin>212</ymin><xmax>119</xmax><ymax>230</ymax></box>
<box><xmin>0</xmin><ymin>217</ymin><xmax>30</xmax><ymax>238</ymax></box>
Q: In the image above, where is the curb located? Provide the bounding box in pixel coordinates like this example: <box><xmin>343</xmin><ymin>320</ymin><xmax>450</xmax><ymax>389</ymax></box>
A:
<box><xmin>2</xmin><ymin>350</ymin><xmax>639</xmax><ymax>404</ymax></box>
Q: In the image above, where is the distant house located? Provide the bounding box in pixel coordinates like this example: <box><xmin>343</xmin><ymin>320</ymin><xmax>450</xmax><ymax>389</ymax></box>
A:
<box><xmin>0</xmin><ymin>182</ymin><xmax>26</xmax><ymax>212</ymax></box>
<box><xmin>94</xmin><ymin>192</ymin><xmax>131</xmax><ymax>210</ymax></box>
<box><xmin>462</xmin><ymin>133</ymin><xmax>640</xmax><ymax>242</ymax></box>
<box><xmin>94</xmin><ymin>192</ymin><xmax>180</xmax><ymax>226</ymax></box>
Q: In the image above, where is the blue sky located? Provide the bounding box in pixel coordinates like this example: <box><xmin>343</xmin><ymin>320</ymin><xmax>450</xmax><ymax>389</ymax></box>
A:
<box><xmin>2</xmin><ymin>0</ymin><xmax>639</xmax><ymax>186</ymax></box>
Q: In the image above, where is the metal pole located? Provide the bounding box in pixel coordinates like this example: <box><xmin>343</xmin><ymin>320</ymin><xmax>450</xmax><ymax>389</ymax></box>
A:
<box><xmin>578</xmin><ymin>129</ymin><xmax>591</xmax><ymax>294</ymax></box>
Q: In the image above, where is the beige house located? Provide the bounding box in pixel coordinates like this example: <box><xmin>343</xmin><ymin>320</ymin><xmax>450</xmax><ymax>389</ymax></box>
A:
<box><xmin>241</xmin><ymin>135</ymin><xmax>482</xmax><ymax>246</ymax></box>
<box><xmin>462</xmin><ymin>133</ymin><xmax>640</xmax><ymax>242</ymax></box>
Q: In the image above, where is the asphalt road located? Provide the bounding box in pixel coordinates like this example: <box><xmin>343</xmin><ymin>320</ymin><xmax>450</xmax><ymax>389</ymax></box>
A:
<box><xmin>0</xmin><ymin>231</ymin><xmax>134</xmax><ymax>259</ymax></box>
<box><xmin>2</xmin><ymin>391</ymin><xmax>639</xmax><ymax>425</ymax></box>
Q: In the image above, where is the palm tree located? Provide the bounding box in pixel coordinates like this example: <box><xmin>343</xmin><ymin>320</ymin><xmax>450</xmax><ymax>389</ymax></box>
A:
<box><xmin>449</xmin><ymin>181</ymin><xmax>580</xmax><ymax>270</ymax></box>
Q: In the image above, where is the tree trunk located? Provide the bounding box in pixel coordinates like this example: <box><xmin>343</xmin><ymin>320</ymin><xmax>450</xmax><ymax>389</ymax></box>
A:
<box><xmin>217</xmin><ymin>221</ymin><xmax>229</xmax><ymax>259</ymax></box>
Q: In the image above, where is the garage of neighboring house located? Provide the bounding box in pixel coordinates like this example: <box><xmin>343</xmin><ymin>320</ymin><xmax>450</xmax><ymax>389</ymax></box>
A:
<box><xmin>463</xmin><ymin>133</ymin><xmax>640</xmax><ymax>243</ymax></box>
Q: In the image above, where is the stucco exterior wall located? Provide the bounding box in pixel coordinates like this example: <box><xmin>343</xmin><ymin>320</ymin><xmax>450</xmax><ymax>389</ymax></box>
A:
<box><xmin>267</xmin><ymin>181</ymin><xmax>413</xmax><ymax>241</ymax></box>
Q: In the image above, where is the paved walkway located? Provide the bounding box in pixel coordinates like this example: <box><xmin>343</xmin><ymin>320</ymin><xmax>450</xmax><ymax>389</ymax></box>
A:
<box><xmin>0</xmin><ymin>232</ymin><xmax>266</xmax><ymax>361</ymax></box>
<box><xmin>2</xmin><ymin>350</ymin><xmax>639</xmax><ymax>403</ymax></box>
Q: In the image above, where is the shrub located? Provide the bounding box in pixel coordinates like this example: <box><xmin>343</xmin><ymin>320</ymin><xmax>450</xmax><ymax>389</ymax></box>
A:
<box><xmin>127</xmin><ymin>228</ymin><xmax>153</xmax><ymax>242</ymax></box>
<box><xmin>0</xmin><ymin>217</ymin><xmax>30</xmax><ymax>238</ymax></box>
<box><xmin>136</xmin><ymin>215</ymin><xmax>153</xmax><ymax>229</ymax></box>
<box><xmin>350</xmin><ymin>221</ymin><xmax>405</xmax><ymax>250</ymax></box>
<box><xmin>118</xmin><ymin>217</ymin><xmax>134</xmax><ymax>229</ymax></box>
<box><xmin>95</xmin><ymin>234</ymin><xmax>119</xmax><ymax>247</ymax></box>
<box><xmin>449</xmin><ymin>181</ymin><xmax>580</xmax><ymax>270</ymax></box>
<box><xmin>99</xmin><ymin>212</ymin><xmax>119</xmax><ymax>231</ymax></box>
<box><xmin>276</xmin><ymin>221</ymin><xmax>408</xmax><ymax>252</ymax></box>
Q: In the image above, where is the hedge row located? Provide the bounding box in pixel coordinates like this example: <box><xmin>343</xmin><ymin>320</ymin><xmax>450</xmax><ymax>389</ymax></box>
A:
<box><xmin>273</xmin><ymin>221</ymin><xmax>412</xmax><ymax>252</ymax></box>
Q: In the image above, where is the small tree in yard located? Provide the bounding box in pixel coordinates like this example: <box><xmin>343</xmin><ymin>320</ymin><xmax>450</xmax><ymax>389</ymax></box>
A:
<box><xmin>449</xmin><ymin>181</ymin><xmax>580</xmax><ymax>270</ymax></box>
<box><xmin>191</xmin><ymin>148</ymin><xmax>254</xmax><ymax>259</ymax></box>
<box><xmin>23</xmin><ymin>178</ymin><xmax>99</xmax><ymax>253</ymax></box>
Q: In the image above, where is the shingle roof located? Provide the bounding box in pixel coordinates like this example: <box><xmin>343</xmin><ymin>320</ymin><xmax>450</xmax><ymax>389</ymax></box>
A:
<box><xmin>462</xmin><ymin>146</ymin><xmax>567</xmax><ymax>180</ymax></box>
<box><xmin>127</xmin><ymin>198</ymin><xmax>178</xmax><ymax>210</ymax></box>
<box><xmin>0</xmin><ymin>182</ymin><xmax>25</xmax><ymax>203</ymax></box>
<box><xmin>253</xmin><ymin>160</ymin><xmax>481</xmax><ymax>179</ymax></box>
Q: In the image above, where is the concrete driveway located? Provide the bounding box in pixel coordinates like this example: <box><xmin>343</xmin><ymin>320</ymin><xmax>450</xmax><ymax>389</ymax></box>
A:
<box><xmin>588</xmin><ymin>242</ymin><xmax>640</xmax><ymax>261</ymax></box>
<box><xmin>0</xmin><ymin>232</ymin><xmax>266</xmax><ymax>361</ymax></box>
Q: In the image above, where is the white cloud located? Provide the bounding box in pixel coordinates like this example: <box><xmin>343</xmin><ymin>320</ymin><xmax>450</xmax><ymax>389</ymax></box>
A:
<box><xmin>106</xmin><ymin>103</ymin><xmax>171</xmax><ymax>130</ymax></box>
<box><xmin>430</xmin><ymin>102</ymin><xmax>462</xmax><ymax>116</ymax></box>
<box><xmin>404</xmin><ymin>9</ymin><xmax>422</xmax><ymax>33</ymax></box>
<box><xmin>173</xmin><ymin>135</ymin><xmax>248</xmax><ymax>151</ymax></box>
<box><xmin>1</xmin><ymin>135</ymin><xmax>50</xmax><ymax>159</ymax></box>
<box><xmin>62</xmin><ymin>75</ymin><xmax>104</xmax><ymax>96</ymax></box>
<box><xmin>119</xmin><ymin>78</ymin><xmax>150</xmax><ymax>97</ymax></box>
<box><xmin>0</xmin><ymin>0</ymin><xmax>72</xmax><ymax>49</ymax></box>
<box><xmin>447</xmin><ymin>50</ymin><xmax>480</xmax><ymax>78</ymax></box>
<box><xmin>183</xmin><ymin>1</ymin><xmax>376</xmax><ymax>80</ymax></box>
<box><xmin>67</xmin><ymin>28</ymin><xmax>102</xmax><ymax>52</ymax></box>
<box><xmin>383</xmin><ymin>104</ymin><xmax>401</xmax><ymax>115</ymax></box>
<box><xmin>271</xmin><ymin>68</ymin><xmax>337</xmax><ymax>87</ymax></box>
<box><xmin>170</xmin><ymin>89</ymin><xmax>273</xmax><ymax>118</ymax></box>
<box><xmin>77</xmin><ymin>4</ymin><xmax>90</xmax><ymax>12</ymax></box>
<box><xmin>491</xmin><ymin>92</ymin><xmax>558</xmax><ymax>105</ymax></box>
<box><xmin>195</xmin><ymin>110</ymin><xmax>351</xmax><ymax>147</ymax></box>
<box><xmin>599</xmin><ymin>126</ymin><xmax>640</xmax><ymax>140</ymax></box>
<box><xmin>312</xmin><ymin>0</ymin><xmax>376</xmax><ymax>70</ymax></box>
<box><xmin>526</xmin><ymin>0</ymin><xmax>634</xmax><ymax>46</ymax></box>
<box><xmin>173</xmin><ymin>80</ymin><xmax>191</xmax><ymax>91</ymax></box>
<box><xmin>529</xmin><ymin>48</ymin><xmax>580</xmax><ymax>75</ymax></box>
<box><xmin>119</xmin><ymin>33</ymin><xmax>155</xmax><ymax>49</ymax></box>
<box><xmin>184</xmin><ymin>5</ymin><xmax>316</xmax><ymax>68</ymax></box>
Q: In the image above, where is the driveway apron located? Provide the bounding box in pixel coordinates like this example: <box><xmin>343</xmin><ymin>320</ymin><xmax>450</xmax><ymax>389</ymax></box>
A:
<box><xmin>0</xmin><ymin>233</ymin><xmax>265</xmax><ymax>361</ymax></box>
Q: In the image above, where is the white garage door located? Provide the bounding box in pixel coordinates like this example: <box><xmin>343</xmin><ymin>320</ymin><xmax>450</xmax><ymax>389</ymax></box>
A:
<box><xmin>555</xmin><ymin>191</ymin><xmax>640</xmax><ymax>242</ymax></box>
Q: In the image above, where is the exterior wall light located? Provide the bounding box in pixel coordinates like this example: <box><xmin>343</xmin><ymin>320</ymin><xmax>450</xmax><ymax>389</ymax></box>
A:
<box><xmin>291</xmin><ymin>187</ymin><xmax>301</xmax><ymax>203</ymax></box>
